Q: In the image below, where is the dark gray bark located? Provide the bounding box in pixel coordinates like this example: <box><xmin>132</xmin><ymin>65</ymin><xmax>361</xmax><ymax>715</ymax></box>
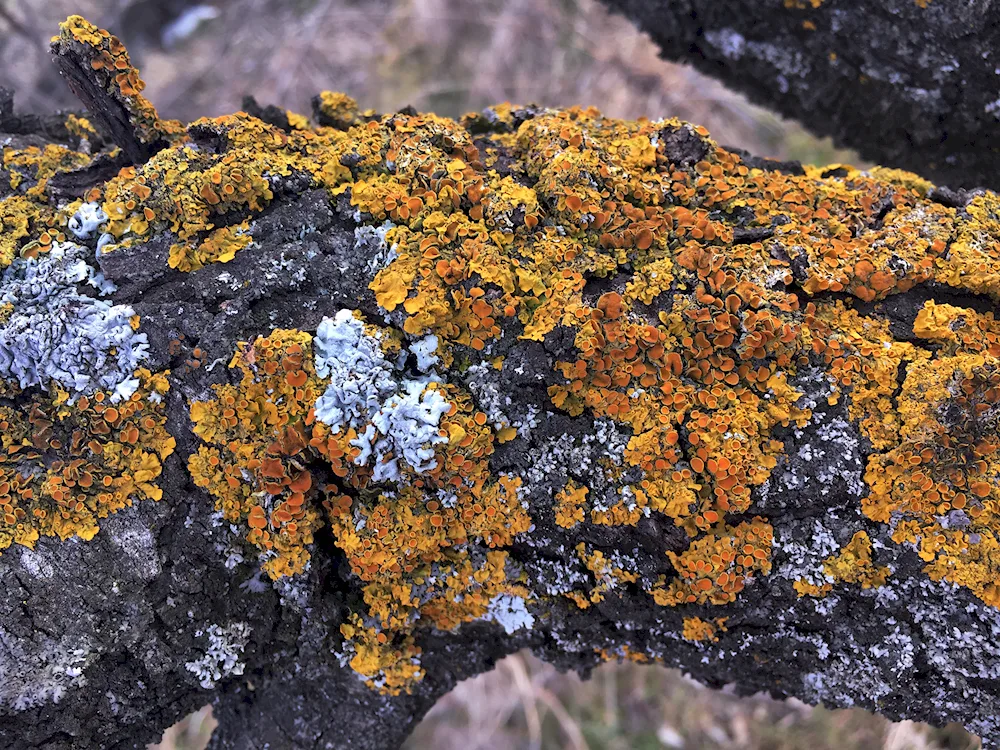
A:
<box><xmin>601</xmin><ymin>0</ymin><xmax>1000</xmax><ymax>189</ymax></box>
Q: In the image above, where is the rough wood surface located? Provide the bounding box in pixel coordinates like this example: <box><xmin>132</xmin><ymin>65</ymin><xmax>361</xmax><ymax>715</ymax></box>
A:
<box><xmin>602</xmin><ymin>0</ymin><xmax>1000</xmax><ymax>189</ymax></box>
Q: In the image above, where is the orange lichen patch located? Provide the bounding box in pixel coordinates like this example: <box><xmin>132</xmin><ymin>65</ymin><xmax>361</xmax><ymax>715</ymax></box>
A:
<box><xmin>551</xmin><ymin>282</ymin><xmax>807</xmax><ymax>538</ymax></box>
<box><xmin>339</xmin><ymin>614</ymin><xmax>423</xmax><ymax>695</ymax></box>
<box><xmin>318</xmin><ymin>371</ymin><xmax>532</xmax><ymax>638</ymax></box>
<box><xmin>358</xmin><ymin>106</ymin><xmax>962</xmax><ymax>616</ymax></box>
<box><xmin>553</xmin><ymin>479</ymin><xmax>587</xmax><ymax>528</ymax></box>
<box><xmin>313</xmin><ymin>91</ymin><xmax>372</xmax><ymax>130</ymax></box>
<box><xmin>99</xmin><ymin>115</ymin><xmax>282</xmax><ymax>257</ymax></box>
<box><xmin>567</xmin><ymin>542</ymin><xmax>639</xmax><ymax>608</ymax></box>
<box><xmin>652</xmin><ymin>518</ymin><xmax>773</xmax><ymax>605</ymax></box>
<box><xmin>809</xmin><ymin>301</ymin><xmax>921</xmax><ymax>451</ymax></box>
<box><xmin>0</xmin><ymin>139</ymin><xmax>120</xmax><ymax>267</ymax></box>
<box><xmin>866</xmin><ymin>167</ymin><xmax>934</xmax><ymax>197</ymax></box>
<box><xmin>0</xmin><ymin>370</ymin><xmax>173</xmax><ymax>551</ymax></box>
<box><xmin>913</xmin><ymin>301</ymin><xmax>1000</xmax><ymax>358</ymax></box>
<box><xmin>64</xmin><ymin>114</ymin><xmax>100</xmax><ymax>142</ymax></box>
<box><xmin>189</xmin><ymin>316</ymin><xmax>534</xmax><ymax>692</ymax></box>
<box><xmin>3</xmin><ymin>144</ymin><xmax>91</xmax><ymax>199</ymax></box>
<box><xmin>864</xmin><ymin>352</ymin><xmax>1000</xmax><ymax>607</ymax></box>
<box><xmin>792</xmin><ymin>579</ymin><xmax>833</xmax><ymax>597</ymax></box>
<box><xmin>53</xmin><ymin>16</ymin><xmax>182</xmax><ymax>147</ymax></box>
<box><xmin>793</xmin><ymin>530</ymin><xmax>890</xmax><ymax>597</ymax></box>
<box><xmin>188</xmin><ymin>329</ymin><xmax>325</xmax><ymax>579</ymax></box>
<box><xmin>0</xmin><ymin>196</ymin><xmax>42</xmax><ymax>269</ymax></box>
<box><xmin>681</xmin><ymin>616</ymin><xmax>728</xmax><ymax>643</ymax></box>
<box><xmin>934</xmin><ymin>193</ymin><xmax>1000</xmax><ymax>298</ymax></box>
<box><xmin>822</xmin><ymin>531</ymin><xmax>891</xmax><ymax>588</ymax></box>
<box><xmin>168</xmin><ymin>220</ymin><xmax>253</xmax><ymax>271</ymax></box>
<box><xmin>594</xmin><ymin>644</ymin><xmax>652</xmax><ymax>664</ymax></box>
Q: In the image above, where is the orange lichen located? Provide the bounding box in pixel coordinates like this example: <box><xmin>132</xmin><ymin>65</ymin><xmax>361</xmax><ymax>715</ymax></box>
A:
<box><xmin>316</xmin><ymin>353</ymin><xmax>534</xmax><ymax>687</ymax></box>
<box><xmin>0</xmin><ymin>196</ymin><xmax>39</xmax><ymax>268</ymax></box>
<box><xmin>99</xmin><ymin>116</ymin><xmax>279</xmax><ymax>258</ymax></box>
<box><xmin>188</xmin><ymin>330</ymin><xmax>325</xmax><ymax>579</ymax></box>
<box><xmin>553</xmin><ymin>479</ymin><xmax>587</xmax><ymax>528</ymax></box>
<box><xmin>64</xmin><ymin>114</ymin><xmax>100</xmax><ymax>142</ymax></box>
<box><xmin>864</xmin><ymin>352</ymin><xmax>1000</xmax><ymax>607</ymax></box>
<box><xmin>934</xmin><ymin>193</ymin><xmax>1000</xmax><ymax>298</ymax></box>
<box><xmin>314</xmin><ymin>91</ymin><xmax>371</xmax><ymax>130</ymax></box>
<box><xmin>0</xmin><ymin>370</ymin><xmax>173</xmax><ymax>550</ymax></box>
<box><xmin>567</xmin><ymin>542</ymin><xmax>640</xmax><ymax>608</ymax></box>
<box><xmin>681</xmin><ymin>616</ymin><xmax>728</xmax><ymax>643</ymax></box>
<box><xmin>339</xmin><ymin>614</ymin><xmax>423</xmax><ymax>695</ymax></box>
<box><xmin>189</xmin><ymin>316</ymin><xmax>533</xmax><ymax>691</ymax></box>
<box><xmin>168</xmin><ymin>220</ymin><xmax>253</xmax><ymax>271</ymax></box>
<box><xmin>821</xmin><ymin>531</ymin><xmax>891</xmax><ymax>588</ymax></box>
<box><xmin>913</xmin><ymin>301</ymin><xmax>1000</xmax><ymax>357</ymax></box>
<box><xmin>123</xmin><ymin>80</ymin><xmax>998</xmax><ymax>631</ymax></box>
<box><xmin>794</xmin><ymin>531</ymin><xmax>890</xmax><ymax>597</ymax></box>
<box><xmin>3</xmin><ymin>144</ymin><xmax>90</xmax><ymax>199</ymax></box>
<box><xmin>652</xmin><ymin>518</ymin><xmax>773</xmax><ymax>605</ymax></box>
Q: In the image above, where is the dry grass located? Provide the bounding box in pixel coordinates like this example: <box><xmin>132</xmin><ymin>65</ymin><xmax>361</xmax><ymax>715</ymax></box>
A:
<box><xmin>403</xmin><ymin>653</ymin><xmax>980</xmax><ymax>750</ymax></box>
<box><xmin>149</xmin><ymin>651</ymin><xmax>981</xmax><ymax>750</ymax></box>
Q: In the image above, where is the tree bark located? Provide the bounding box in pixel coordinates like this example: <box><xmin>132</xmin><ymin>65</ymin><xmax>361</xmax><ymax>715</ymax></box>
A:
<box><xmin>600</xmin><ymin>0</ymin><xmax>1000</xmax><ymax>190</ymax></box>
<box><xmin>4</xmin><ymin>14</ymin><xmax>1000</xmax><ymax>750</ymax></box>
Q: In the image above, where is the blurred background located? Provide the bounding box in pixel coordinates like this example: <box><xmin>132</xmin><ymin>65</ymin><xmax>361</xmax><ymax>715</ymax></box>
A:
<box><xmin>0</xmin><ymin>0</ymin><xmax>978</xmax><ymax>748</ymax></box>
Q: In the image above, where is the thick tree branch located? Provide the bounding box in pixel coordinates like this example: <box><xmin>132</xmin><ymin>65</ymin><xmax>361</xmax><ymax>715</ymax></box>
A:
<box><xmin>3</xmin><ymin>14</ymin><xmax>1000</xmax><ymax>750</ymax></box>
<box><xmin>600</xmin><ymin>0</ymin><xmax>1000</xmax><ymax>189</ymax></box>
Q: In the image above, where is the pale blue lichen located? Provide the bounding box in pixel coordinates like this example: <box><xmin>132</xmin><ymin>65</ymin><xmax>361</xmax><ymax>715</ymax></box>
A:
<box><xmin>315</xmin><ymin>310</ymin><xmax>451</xmax><ymax>482</ymax></box>
<box><xmin>409</xmin><ymin>334</ymin><xmax>439</xmax><ymax>372</ymax></box>
<box><xmin>486</xmin><ymin>593</ymin><xmax>535</xmax><ymax>634</ymax></box>
<box><xmin>67</xmin><ymin>201</ymin><xmax>108</xmax><ymax>240</ymax></box>
<box><xmin>352</xmin><ymin>380</ymin><xmax>450</xmax><ymax>482</ymax></box>
<box><xmin>0</xmin><ymin>242</ymin><xmax>148</xmax><ymax>400</ymax></box>
<box><xmin>314</xmin><ymin>310</ymin><xmax>397</xmax><ymax>433</ymax></box>
<box><xmin>184</xmin><ymin>622</ymin><xmax>251</xmax><ymax>690</ymax></box>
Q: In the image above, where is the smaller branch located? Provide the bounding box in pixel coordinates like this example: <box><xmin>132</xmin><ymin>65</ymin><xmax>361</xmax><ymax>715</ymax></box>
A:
<box><xmin>49</xmin><ymin>15</ymin><xmax>171</xmax><ymax>165</ymax></box>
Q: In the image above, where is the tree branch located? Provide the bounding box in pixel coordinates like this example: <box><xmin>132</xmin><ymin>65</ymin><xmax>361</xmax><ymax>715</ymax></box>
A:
<box><xmin>600</xmin><ymin>0</ymin><xmax>1000</xmax><ymax>189</ymax></box>
<box><xmin>2</xmin><ymin>14</ymin><xmax>1000</xmax><ymax>750</ymax></box>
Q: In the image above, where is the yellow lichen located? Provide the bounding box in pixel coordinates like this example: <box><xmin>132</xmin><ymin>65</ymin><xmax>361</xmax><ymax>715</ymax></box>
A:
<box><xmin>795</xmin><ymin>530</ymin><xmax>890</xmax><ymax>597</ymax></box>
<box><xmin>681</xmin><ymin>616</ymin><xmax>728</xmax><ymax>643</ymax></box>
<box><xmin>567</xmin><ymin>542</ymin><xmax>640</xmax><ymax>608</ymax></box>
<box><xmin>864</xmin><ymin>352</ymin><xmax>1000</xmax><ymax>607</ymax></box>
<box><xmin>935</xmin><ymin>193</ymin><xmax>1000</xmax><ymax>298</ymax></box>
<box><xmin>54</xmin><ymin>15</ymin><xmax>182</xmax><ymax>147</ymax></box>
<box><xmin>0</xmin><ymin>370</ymin><xmax>174</xmax><ymax>550</ymax></box>
<box><xmin>554</xmin><ymin>479</ymin><xmax>587</xmax><ymax>528</ymax></box>
<box><xmin>188</xmin><ymin>330</ymin><xmax>325</xmax><ymax>579</ymax></box>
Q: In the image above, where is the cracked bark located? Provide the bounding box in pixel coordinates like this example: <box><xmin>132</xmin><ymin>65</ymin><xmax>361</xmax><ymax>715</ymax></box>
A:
<box><xmin>599</xmin><ymin>0</ymin><xmax>1000</xmax><ymax>190</ymax></box>
<box><xmin>5</xmin><ymin>16</ymin><xmax>1000</xmax><ymax>750</ymax></box>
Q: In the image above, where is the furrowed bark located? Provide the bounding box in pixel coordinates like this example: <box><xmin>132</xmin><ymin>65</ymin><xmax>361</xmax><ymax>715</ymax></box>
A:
<box><xmin>599</xmin><ymin>0</ymin><xmax>1000</xmax><ymax>190</ymax></box>
<box><xmin>4</xmin><ymin>14</ymin><xmax>1000</xmax><ymax>750</ymax></box>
